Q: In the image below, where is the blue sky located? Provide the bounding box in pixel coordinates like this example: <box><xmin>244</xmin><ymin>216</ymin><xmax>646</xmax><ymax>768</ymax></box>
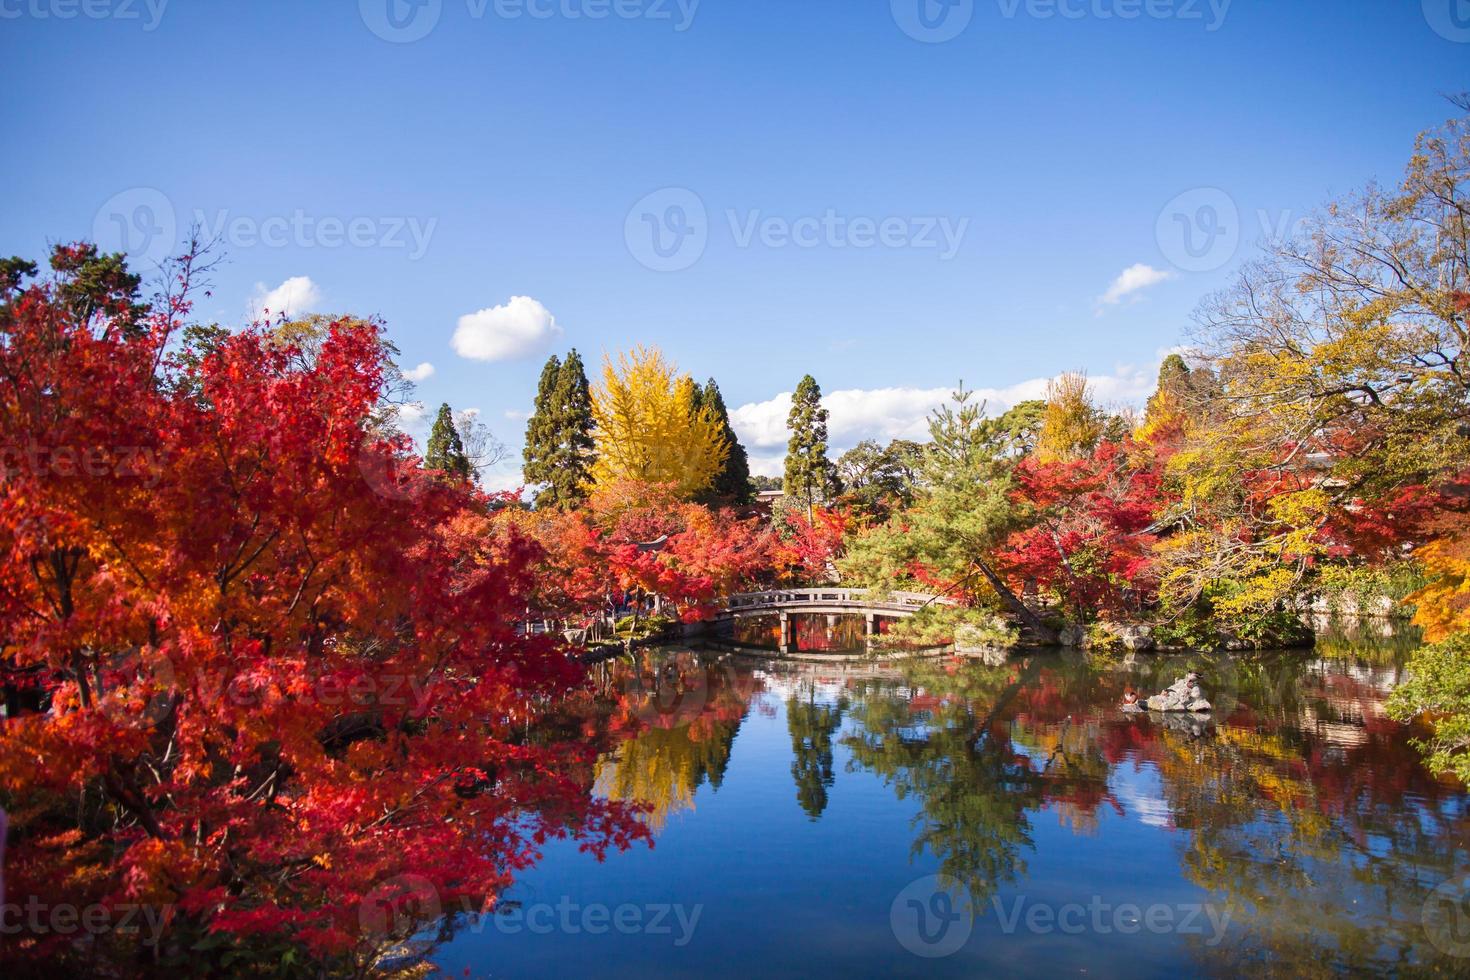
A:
<box><xmin>2</xmin><ymin>0</ymin><xmax>1466</xmax><ymax>486</ymax></box>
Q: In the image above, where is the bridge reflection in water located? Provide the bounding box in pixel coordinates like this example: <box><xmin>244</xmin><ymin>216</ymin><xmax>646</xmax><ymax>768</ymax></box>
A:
<box><xmin>715</xmin><ymin>589</ymin><xmax>951</xmax><ymax>655</ymax></box>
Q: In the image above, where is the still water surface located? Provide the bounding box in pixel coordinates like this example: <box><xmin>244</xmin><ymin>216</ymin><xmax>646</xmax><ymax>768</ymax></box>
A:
<box><xmin>435</xmin><ymin>638</ymin><xmax>1469</xmax><ymax>978</ymax></box>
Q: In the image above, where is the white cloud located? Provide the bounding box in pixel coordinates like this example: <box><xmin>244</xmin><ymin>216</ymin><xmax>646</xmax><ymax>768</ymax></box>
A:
<box><xmin>731</xmin><ymin>363</ymin><xmax>1160</xmax><ymax>472</ymax></box>
<box><xmin>503</xmin><ymin>408</ymin><xmax>530</xmax><ymax>422</ymax></box>
<box><xmin>1097</xmin><ymin>263</ymin><xmax>1174</xmax><ymax>307</ymax></box>
<box><xmin>249</xmin><ymin>276</ymin><xmax>321</xmax><ymax>319</ymax></box>
<box><xmin>403</xmin><ymin>362</ymin><xmax>435</xmax><ymax>382</ymax></box>
<box><xmin>451</xmin><ymin>296</ymin><xmax>564</xmax><ymax>362</ymax></box>
<box><xmin>390</xmin><ymin>400</ymin><xmax>429</xmax><ymax>435</ymax></box>
<box><xmin>479</xmin><ymin>470</ymin><xmax>528</xmax><ymax>495</ymax></box>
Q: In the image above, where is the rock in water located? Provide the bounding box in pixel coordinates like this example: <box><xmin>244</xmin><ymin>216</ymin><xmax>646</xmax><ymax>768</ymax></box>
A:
<box><xmin>1145</xmin><ymin>672</ymin><xmax>1211</xmax><ymax>713</ymax></box>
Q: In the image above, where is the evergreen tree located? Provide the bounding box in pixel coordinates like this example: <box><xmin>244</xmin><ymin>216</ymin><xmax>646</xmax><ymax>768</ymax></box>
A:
<box><xmin>523</xmin><ymin>351</ymin><xmax>595</xmax><ymax>508</ymax></box>
<box><xmin>545</xmin><ymin>349</ymin><xmax>595</xmax><ymax>505</ymax></box>
<box><xmin>425</xmin><ymin>403</ymin><xmax>472</xmax><ymax>479</ymax></box>
<box><xmin>693</xmin><ymin>378</ymin><xmax>752</xmax><ymax>504</ymax></box>
<box><xmin>783</xmin><ymin>374</ymin><xmax>838</xmax><ymax>517</ymax></box>
<box><xmin>523</xmin><ymin>354</ymin><xmax>562</xmax><ymax>489</ymax></box>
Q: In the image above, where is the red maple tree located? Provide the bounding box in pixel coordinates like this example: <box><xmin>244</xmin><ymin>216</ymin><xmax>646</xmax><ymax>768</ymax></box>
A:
<box><xmin>0</xmin><ymin>247</ymin><xmax>647</xmax><ymax>975</ymax></box>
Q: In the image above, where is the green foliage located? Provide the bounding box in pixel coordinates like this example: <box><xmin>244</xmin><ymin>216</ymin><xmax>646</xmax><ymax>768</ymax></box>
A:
<box><xmin>3</xmin><ymin>244</ymin><xmax>148</xmax><ymax>336</ymax></box>
<box><xmin>783</xmin><ymin>374</ymin><xmax>838</xmax><ymax>515</ymax></box>
<box><xmin>524</xmin><ymin>349</ymin><xmax>596</xmax><ymax>507</ymax></box>
<box><xmin>1152</xmin><ymin>595</ymin><xmax>1312</xmax><ymax>650</ymax></box>
<box><xmin>693</xmin><ymin>378</ymin><xmax>752</xmax><ymax>504</ymax></box>
<box><xmin>839</xmin><ymin>388</ymin><xmax>1053</xmax><ymax>640</ymax></box>
<box><xmin>985</xmin><ymin>399</ymin><xmax>1046</xmax><ymax>459</ymax></box>
<box><xmin>1315</xmin><ymin>561</ymin><xmax>1428</xmax><ymax>617</ymax></box>
<box><xmin>1387</xmin><ymin>632</ymin><xmax>1470</xmax><ymax>784</ymax></box>
<box><xmin>1148</xmin><ymin>608</ymin><xmax>1219</xmax><ymax>650</ymax></box>
<box><xmin>425</xmin><ymin>402</ymin><xmax>472</xmax><ymax>479</ymax></box>
<box><xmin>1311</xmin><ymin>619</ymin><xmax>1423</xmax><ymax>665</ymax></box>
<box><xmin>836</xmin><ymin>439</ymin><xmax>923</xmax><ymax>520</ymax></box>
<box><xmin>50</xmin><ymin>242</ymin><xmax>148</xmax><ymax>332</ymax></box>
<box><xmin>613</xmin><ymin>613</ymin><xmax>678</xmax><ymax>639</ymax></box>
<box><xmin>883</xmin><ymin>605</ymin><xmax>1018</xmax><ymax>650</ymax></box>
<box><xmin>1084</xmin><ymin>622</ymin><xmax>1124</xmax><ymax>653</ymax></box>
<box><xmin>786</xmin><ymin>686</ymin><xmax>846</xmax><ymax>819</ymax></box>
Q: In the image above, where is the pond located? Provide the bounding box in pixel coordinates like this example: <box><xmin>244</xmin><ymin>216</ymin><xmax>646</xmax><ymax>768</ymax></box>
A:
<box><xmin>433</xmin><ymin>638</ymin><xmax>1470</xmax><ymax>978</ymax></box>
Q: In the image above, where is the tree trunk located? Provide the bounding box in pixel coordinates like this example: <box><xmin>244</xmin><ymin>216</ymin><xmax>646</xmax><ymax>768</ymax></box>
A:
<box><xmin>973</xmin><ymin>558</ymin><xmax>1058</xmax><ymax>645</ymax></box>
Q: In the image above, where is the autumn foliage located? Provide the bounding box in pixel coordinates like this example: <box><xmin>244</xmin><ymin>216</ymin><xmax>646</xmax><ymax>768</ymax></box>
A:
<box><xmin>0</xmin><ymin>252</ymin><xmax>647</xmax><ymax>974</ymax></box>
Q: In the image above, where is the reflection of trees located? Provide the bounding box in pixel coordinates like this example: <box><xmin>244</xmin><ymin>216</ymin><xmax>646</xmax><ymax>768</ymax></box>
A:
<box><xmin>841</xmin><ymin>659</ymin><xmax>1047</xmax><ymax>904</ymax></box>
<box><xmin>837</xmin><ymin>649</ymin><xmax>1468</xmax><ymax>972</ymax></box>
<box><xmin>792</xmin><ymin>614</ymin><xmax>865</xmax><ymax>653</ymax></box>
<box><xmin>596</xmin><ymin>722</ymin><xmax>739</xmax><ymax>831</ymax></box>
<box><xmin>786</xmin><ymin>681</ymin><xmax>847</xmax><ymax>819</ymax></box>
<box><xmin>594</xmin><ymin>651</ymin><xmax>760</xmax><ymax>831</ymax></box>
<box><xmin>1102</xmin><ymin>651</ymin><xmax>1469</xmax><ymax>974</ymax></box>
<box><xmin>582</xmin><ymin>646</ymin><xmax>1468</xmax><ymax>972</ymax></box>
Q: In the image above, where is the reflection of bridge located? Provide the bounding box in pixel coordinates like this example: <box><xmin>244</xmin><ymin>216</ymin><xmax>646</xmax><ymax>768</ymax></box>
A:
<box><xmin>716</xmin><ymin>589</ymin><xmax>955</xmax><ymax>647</ymax></box>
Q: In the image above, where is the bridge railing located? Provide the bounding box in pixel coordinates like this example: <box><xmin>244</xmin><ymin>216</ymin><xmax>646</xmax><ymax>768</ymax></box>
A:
<box><xmin>723</xmin><ymin>588</ymin><xmax>955</xmax><ymax>613</ymax></box>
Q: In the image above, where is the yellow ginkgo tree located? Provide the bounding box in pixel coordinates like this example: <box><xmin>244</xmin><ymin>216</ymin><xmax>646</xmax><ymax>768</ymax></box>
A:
<box><xmin>589</xmin><ymin>346</ymin><xmax>729</xmax><ymax>500</ymax></box>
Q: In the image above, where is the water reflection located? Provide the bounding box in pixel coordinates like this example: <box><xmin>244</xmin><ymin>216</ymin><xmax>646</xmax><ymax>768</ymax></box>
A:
<box><xmin>728</xmin><ymin>612</ymin><xmax>885</xmax><ymax>653</ymax></box>
<box><xmin>581</xmin><ymin>646</ymin><xmax>1467</xmax><ymax>973</ymax></box>
<box><xmin>590</xmin><ymin>651</ymin><xmax>760</xmax><ymax>831</ymax></box>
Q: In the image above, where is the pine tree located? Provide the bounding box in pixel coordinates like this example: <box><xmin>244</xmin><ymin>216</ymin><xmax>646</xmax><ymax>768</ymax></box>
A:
<box><xmin>784</xmin><ymin>374</ymin><xmax>838</xmax><ymax>517</ymax></box>
<box><xmin>544</xmin><ymin>349</ymin><xmax>595</xmax><ymax>506</ymax></box>
<box><xmin>425</xmin><ymin>403</ymin><xmax>472</xmax><ymax>479</ymax></box>
<box><xmin>523</xmin><ymin>351</ymin><xmax>596</xmax><ymax>508</ymax></box>
<box><xmin>693</xmin><ymin>378</ymin><xmax>752</xmax><ymax>504</ymax></box>
<box><xmin>523</xmin><ymin>354</ymin><xmax>561</xmax><ymax>489</ymax></box>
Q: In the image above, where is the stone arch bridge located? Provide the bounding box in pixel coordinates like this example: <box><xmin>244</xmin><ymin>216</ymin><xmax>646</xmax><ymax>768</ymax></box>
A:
<box><xmin>715</xmin><ymin>588</ymin><xmax>955</xmax><ymax>649</ymax></box>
